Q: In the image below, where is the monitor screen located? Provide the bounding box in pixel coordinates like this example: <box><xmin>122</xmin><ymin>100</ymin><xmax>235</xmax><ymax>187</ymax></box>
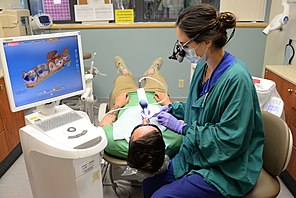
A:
<box><xmin>0</xmin><ymin>31</ymin><xmax>85</xmax><ymax>112</ymax></box>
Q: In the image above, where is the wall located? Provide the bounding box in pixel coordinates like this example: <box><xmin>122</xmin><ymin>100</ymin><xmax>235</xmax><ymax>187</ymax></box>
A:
<box><xmin>263</xmin><ymin>0</ymin><xmax>296</xmax><ymax>70</ymax></box>
<box><xmin>0</xmin><ymin>0</ymin><xmax>268</xmax><ymax>98</ymax></box>
<box><xmin>220</xmin><ymin>0</ymin><xmax>267</xmax><ymax>21</ymax></box>
<box><xmin>73</xmin><ymin>27</ymin><xmax>267</xmax><ymax>98</ymax></box>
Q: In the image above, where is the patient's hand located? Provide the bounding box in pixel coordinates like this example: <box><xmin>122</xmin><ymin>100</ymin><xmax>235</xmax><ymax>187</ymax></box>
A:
<box><xmin>154</xmin><ymin>91</ymin><xmax>172</xmax><ymax>106</ymax></box>
<box><xmin>114</xmin><ymin>92</ymin><xmax>130</xmax><ymax>108</ymax></box>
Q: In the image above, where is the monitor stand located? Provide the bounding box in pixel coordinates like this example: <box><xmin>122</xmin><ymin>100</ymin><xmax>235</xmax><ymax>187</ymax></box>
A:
<box><xmin>36</xmin><ymin>101</ymin><xmax>60</xmax><ymax>116</ymax></box>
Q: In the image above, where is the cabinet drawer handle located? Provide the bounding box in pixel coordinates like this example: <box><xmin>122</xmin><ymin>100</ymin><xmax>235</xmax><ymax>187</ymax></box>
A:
<box><xmin>0</xmin><ymin>84</ymin><xmax>3</xmax><ymax>90</ymax></box>
<box><xmin>287</xmin><ymin>89</ymin><xmax>293</xmax><ymax>92</ymax></box>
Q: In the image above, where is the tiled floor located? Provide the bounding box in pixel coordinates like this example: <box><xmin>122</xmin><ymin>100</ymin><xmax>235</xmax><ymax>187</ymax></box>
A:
<box><xmin>0</xmin><ymin>154</ymin><xmax>294</xmax><ymax>198</ymax></box>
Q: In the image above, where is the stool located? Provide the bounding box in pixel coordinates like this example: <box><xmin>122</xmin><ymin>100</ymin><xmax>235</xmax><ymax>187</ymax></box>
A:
<box><xmin>103</xmin><ymin>152</ymin><xmax>130</xmax><ymax>198</ymax></box>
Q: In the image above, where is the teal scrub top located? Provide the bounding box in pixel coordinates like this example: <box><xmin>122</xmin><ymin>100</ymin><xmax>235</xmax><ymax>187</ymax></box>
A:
<box><xmin>170</xmin><ymin>58</ymin><xmax>264</xmax><ymax>197</ymax></box>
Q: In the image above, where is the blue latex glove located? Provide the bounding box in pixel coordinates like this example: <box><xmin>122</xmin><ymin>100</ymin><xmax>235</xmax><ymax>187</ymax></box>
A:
<box><xmin>151</xmin><ymin>105</ymin><xmax>170</xmax><ymax>118</ymax></box>
<box><xmin>140</xmin><ymin>105</ymin><xmax>170</xmax><ymax>120</ymax></box>
<box><xmin>159</xmin><ymin>105</ymin><xmax>169</xmax><ymax>112</ymax></box>
<box><xmin>157</xmin><ymin>112</ymin><xmax>186</xmax><ymax>134</ymax></box>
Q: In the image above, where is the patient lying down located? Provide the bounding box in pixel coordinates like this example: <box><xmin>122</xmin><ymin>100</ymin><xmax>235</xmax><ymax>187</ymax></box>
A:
<box><xmin>98</xmin><ymin>56</ymin><xmax>181</xmax><ymax>178</ymax></box>
<box><xmin>99</xmin><ymin>56</ymin><xmax>182</xmax><ymax>161</ymax></box>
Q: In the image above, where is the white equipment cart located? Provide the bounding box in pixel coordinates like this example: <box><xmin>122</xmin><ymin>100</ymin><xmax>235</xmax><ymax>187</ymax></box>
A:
<box><xmin>20</xmin><ymin>105</ymin><xmax>107</xmax><ymax>198</ymax></box>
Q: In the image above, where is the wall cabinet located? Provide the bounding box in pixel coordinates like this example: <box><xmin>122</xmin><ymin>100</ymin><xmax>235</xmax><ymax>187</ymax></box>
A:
<box><xmin>265</xmin><ymin>68</ymin><xmax>296</xmax><ymax>180</ymax></box>
<box><xmin>0</xmin><ymin>78</ymin><xmax>25</xmax><ymax>162</ymax></box>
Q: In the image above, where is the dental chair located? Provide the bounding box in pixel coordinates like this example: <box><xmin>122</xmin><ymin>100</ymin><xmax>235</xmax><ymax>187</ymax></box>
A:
<box><xmin>245</xmin><ymin>111</ymin><xmax>293</xmax><ymax>198</ymax></box>
<box><xmin>102</xmin><ymin>152</ymin><xmax>130</xmax><ymax>198</ymax></box>
<box><xmin>99</xmin><ymin>103</ymin><xmax>138</xmax><ymax>198</ymax></box>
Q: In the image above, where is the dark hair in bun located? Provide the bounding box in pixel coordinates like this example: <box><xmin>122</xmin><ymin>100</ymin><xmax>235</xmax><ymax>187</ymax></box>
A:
<box><xmin>176</xmin><ymin>4</ymin><xmax>236</xmax><ymax>49</ymax></box>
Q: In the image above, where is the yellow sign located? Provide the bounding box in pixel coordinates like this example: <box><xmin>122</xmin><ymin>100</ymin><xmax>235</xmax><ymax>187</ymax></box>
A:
<box><xmin>115</xmin><ymin>9</ymin><xmax>134</xmax><ymax>23</ymax></box>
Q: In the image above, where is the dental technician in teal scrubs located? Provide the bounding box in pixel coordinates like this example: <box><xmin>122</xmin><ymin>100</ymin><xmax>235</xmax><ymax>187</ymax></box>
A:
<box><xmin>143</xmin><ymin>3</ymin><xmax>264</xmax><ymax>198</ymax></box>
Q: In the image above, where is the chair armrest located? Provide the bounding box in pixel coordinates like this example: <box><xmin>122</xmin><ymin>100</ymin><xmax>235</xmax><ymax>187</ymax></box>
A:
<box><xmin>283</xmin><ymin>128</ymin><xmax>293</xmax><ymax>171</ymax></box>
<box><xmin>98</xmin><ymin>103</ymin><xmax>108</xmax><ymax>122</ymax></box>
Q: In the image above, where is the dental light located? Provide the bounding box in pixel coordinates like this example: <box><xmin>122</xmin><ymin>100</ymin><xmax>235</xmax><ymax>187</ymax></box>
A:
<box><xmin>263</xmin><ymin>0</ymin><xmax>290</xmax><ymax>35</ymax></box>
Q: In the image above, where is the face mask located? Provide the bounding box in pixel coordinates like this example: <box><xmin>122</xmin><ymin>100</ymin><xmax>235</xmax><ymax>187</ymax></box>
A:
<box><xmin>185</xmin><ymin>43</ymin><xmax>208</xmax><ymax>64</ymax></box>
<box><xmin>185</xmin><ymin>48</ymin><xmax>199</xmax><ymax>64</ymax></box>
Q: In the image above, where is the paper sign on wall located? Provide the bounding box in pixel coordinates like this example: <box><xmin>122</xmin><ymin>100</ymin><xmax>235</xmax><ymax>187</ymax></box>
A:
<box><xmin>74</xmin><ymin>4</ymin><xmax>114</xmax><ymax>22</ymax></box>
<box><xmin>115</xmin><ymin>9</ymin><xmax>134</xmax><ymax>23</ymax></box>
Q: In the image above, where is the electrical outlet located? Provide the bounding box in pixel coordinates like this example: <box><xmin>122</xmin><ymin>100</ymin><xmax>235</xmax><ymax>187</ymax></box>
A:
<box><xmin>178</xmin><ymin>79</ymin><xmax>184</xmax><ymax>88</ymax></box>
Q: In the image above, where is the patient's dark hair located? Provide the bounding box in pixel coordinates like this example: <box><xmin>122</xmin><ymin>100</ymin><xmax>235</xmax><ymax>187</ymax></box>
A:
<box><xmin>127</xmin><ymin>125</ymin><xmax>165</xmax><ymax>173</ymax></box>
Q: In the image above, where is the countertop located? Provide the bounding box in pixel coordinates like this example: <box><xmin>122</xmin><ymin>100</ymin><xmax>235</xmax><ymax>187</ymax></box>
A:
<box><xmin>265</xmin><ymin>65</ymin><xmax>296</xmax><ymax>85</ymax></box>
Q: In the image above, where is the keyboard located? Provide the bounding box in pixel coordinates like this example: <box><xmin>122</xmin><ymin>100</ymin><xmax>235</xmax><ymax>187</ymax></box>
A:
<box><xmin>35</xmin><ymin>111</ymin><xmax>83</xmax><ymax>132</ymax></box>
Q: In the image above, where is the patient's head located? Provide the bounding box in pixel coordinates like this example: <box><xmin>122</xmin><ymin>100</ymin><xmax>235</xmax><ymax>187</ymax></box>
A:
<box><xmin>127</xmin><ymin>123</ymin><xmax>165</xmax><ymax>174</ymax></box>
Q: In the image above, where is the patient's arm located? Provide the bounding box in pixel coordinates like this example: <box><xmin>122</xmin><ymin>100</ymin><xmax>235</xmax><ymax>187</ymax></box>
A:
<box><xmin>154</xmin><ymin>91</ymin><xmax>172</xmax><ymax>106</ymax></box>
<box><xmin>99</xmin><ymin>92</ymin><xmax>129</xmax><ymax>126</ymax></box>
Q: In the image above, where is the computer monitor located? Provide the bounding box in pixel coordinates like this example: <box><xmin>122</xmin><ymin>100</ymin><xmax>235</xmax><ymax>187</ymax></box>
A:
<box><xmin>0</xmin><ymin>31</ymin><xmax>86</xmax><ymax>113</ymax></box>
